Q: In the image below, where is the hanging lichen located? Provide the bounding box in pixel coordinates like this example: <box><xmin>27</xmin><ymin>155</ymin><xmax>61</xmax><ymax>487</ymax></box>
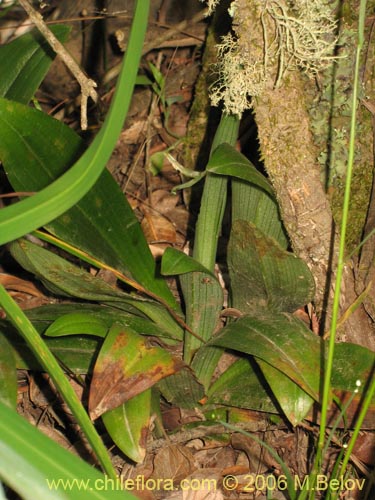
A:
<box><xmin>203</xmin><ymin>0</ymin><xmax>338</xmax><ymax>116</ymax></box>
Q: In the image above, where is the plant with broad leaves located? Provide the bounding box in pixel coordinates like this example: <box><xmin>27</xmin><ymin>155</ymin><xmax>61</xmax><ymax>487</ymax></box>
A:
<box><xmin>0</xmin><ymin>1</ymin><xmax>374</xmax><ymax>498</ymax></box>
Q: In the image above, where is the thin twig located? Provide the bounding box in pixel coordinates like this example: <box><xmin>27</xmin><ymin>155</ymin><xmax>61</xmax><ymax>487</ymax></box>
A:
<box><xmin>103</xmin><ymin>8</ymin><xmax>208</xmax><ymax>85</ymax></box>
<box><xmin>18</xmin><ymin>0</ymin><xmax>98</xmax><ymax>130</ymax></box>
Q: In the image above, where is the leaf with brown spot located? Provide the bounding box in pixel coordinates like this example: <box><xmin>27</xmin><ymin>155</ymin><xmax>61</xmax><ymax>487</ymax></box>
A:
<box><xmin>89</xmin><ymin>324</ymin><xmax>183</xmax><ymax>419</ymax></box>
<box><xmin>101</xmin><ymin>389</ymin><xmax>151</xmax><ymax>464</ymax></box>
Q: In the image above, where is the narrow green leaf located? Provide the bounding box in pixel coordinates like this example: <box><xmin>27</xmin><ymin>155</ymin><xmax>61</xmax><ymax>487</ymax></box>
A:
<box><xmin>0</xmin><ymin>0</ymin><xmax>176</xmax><ymax>309</ymax></box>
<box><xmin>10</xmin><ymin>239</ymin><xmax>137</xmax><ymax>303</ymax></box>
<box><xmin>0</xmin><ymin>333</ymin><xmax>17</xmax><ymax>410</ymax></box>
<box><xmin>228</xmin><ymin>220</ymin><xmax>315</xmax><ymax>314</ymax></box>
<box><xmin>1</xmin><ymin>323</ymin><xmax>101</xmax><ymax>374</ymax></box>
<box><xmin>207</xmin><ymin>143</ymin><xmax>274</xmax><ymax>197</ymax></box>
<box><xmin>0</xmin><ymin>401</ymin><xmax>137</xmax><ymax>499</ymax></box>
<box><xmin>209</xmin><ymin>312</ymin><xmax>321</xmax><ymax>401</ymax></box>
<box><xmin>89</xmin><ymin>324</ymin><xmax>183</xmax><ymax>419</ymax></box>
<box><xmin>0</xmin><ymin>285</ymin><xmax>116</xmax><ymax>476</ymax></box>
<box><xmin>0</xmin><ymin>25</ymin><xmax>70</xmax><ymax>103</ymax></box>
<box><xmin>10</xmin><ymin>240</ymin><xmax>182</xmax><ymax>341</ymax></box>
<box><xmin>162</xmin><ymin>248</ymin><xmax>223</xmax><ymax>364</ymax></box>
<box><xmin>102</xmin><ymin>390</ymin><xmax>151</xmax><ymax>464</ymax></box>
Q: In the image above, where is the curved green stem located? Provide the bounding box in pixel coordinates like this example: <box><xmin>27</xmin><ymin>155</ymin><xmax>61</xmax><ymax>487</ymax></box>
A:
<box><xmin>0</xmin><ymin>0</ymin><xmax>149</xmax><ymax>245</ymax></box>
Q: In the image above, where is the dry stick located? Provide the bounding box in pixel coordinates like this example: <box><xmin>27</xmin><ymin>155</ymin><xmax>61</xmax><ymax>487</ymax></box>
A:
<box><xmin>18</xmin><ymin>0</ymin><xmax>98</xmax><ymax>130</ymax></box>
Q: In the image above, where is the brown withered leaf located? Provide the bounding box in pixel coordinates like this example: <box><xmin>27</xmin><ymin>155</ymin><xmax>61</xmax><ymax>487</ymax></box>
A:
<box><xmin>141</xmin><ymin>211</ymin><xmax>177</xmax><ymax>244</ymax></box>
<box><xmin>89</xmin><ymin>324</ymin><xmax>183</xmax><ymax>419</ymax></box>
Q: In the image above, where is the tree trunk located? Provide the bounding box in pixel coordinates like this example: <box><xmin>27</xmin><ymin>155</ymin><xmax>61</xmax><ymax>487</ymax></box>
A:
<box><xmin>232</xmin><ymin>0</ymin><xmax>375</xmax><ymax>350</ymax></box>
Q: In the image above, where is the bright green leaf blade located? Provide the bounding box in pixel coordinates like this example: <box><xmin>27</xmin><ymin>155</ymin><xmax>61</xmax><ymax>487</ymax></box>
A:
<box><xmin>0</xmin><ymin>401</ymin><xmax>137</xmax><ymax>499</ymax></box>
<box><xmin>0</xmin><ymin>0</ymin><xmax>176</xmax><ymax>308</ymax></box>
<box><xmin>0</xmin><ymin>333</ymin><xmax>17</xmax><ymax>410</ymax></box>
<box><xmin>207</xmin><ymin>143</ymin><xmax>274</xmax><ymax>197</ymax></box>
<box><xmin>0</xmin><ymin>284</ymin><xmax>116</xmax><ymax>476</ymax></box>
<box><xmin>257</xmin><ymin>359</ymin><xmax>314</xmax><ymax>426</ymax></box>
<box><xmin>0</xmin><ymin>103</ymin><xmax>176</xmax><ymax>308</ymax></box>
<box><xmin>102</xmin><ymin>390</ymin><xmax>151</xmax><ymax>464</ymax></box>
<box><xmin>45</xmin><ymin>313</ymin><xmax>109</xmax><ymax>338</ymax></box>
<box><xmin>209</xmin><ymin>312</ymin><xmax>321</xmax><ymax>401</ymax></box>
<box><xmin>208</xmin><ymin>356</ymin><xmax>313</xmax><ymax>425</ymax></box>
<box><xmin>228</xmin><ymin>220</ymin><xmax>315</xmax><ymax>314</ymax></box>
<box><xmin>0</xmin><ymin>25</ymin><xmax>70</xmax><ymax>103</ymax></box>
<box><xmin>0</xmin><ymin>0</ymin><xmax>150</xmax><ymax>248</ymax></box>
<box><xmin>1</xmin><ymin>323</ymin><xmax>100</xmax><ymax>374</ymax></box>
<box><xmin>89</xmin><ymin>324</ymin><xmax>183</xmax><ymax>419</ymax></box>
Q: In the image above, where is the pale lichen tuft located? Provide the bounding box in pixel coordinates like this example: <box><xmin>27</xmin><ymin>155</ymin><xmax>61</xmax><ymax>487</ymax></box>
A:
<box><xmin>208</xmin><ymin>0</ymin><xmax>338</xmax><ymax>116</ymax></box>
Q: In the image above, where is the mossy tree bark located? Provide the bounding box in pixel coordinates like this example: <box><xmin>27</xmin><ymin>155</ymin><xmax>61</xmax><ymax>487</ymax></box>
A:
<box><xmin>232</xmin><ymin>0</ymin><xmax>375</xmax><ymax>349</ymax></box>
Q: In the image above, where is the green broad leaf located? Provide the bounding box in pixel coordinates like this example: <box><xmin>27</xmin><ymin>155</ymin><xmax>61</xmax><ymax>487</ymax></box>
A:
<box><xmin>0</xmin><ymin>100</ymin><xmax>176</xmax><ymax>309</ymax></box>
<box><xmin>207</xmin><ymin>143</ymin><xmax>274</xmax><ymax>197</ymax></box>
<box><xmin>0</xmin><ymin>26</ymin><xmax>71</xmax><ymax>104</ymax></box>
<box><xmin>190</xmin><ymin>345</ymin><xmax>224</xmax><ymax>391</ymax></box>
<box><xmin>30</xmin><ymin>303</ymin><xmax>181</xmax><ymax>342</ymax></box>
<box><xmin>9</xmin><ymin>239</ymin><xmax>182</xmax><ymax>341</ymax></box>
<box><xmin>44</xmin><ymin>310</ymin><xmax>175</xmax><ymax>340</ymax></box>
<box><xmin>329</xmin><ymin>342</ymin><xmax>375</xmax><ymax>428</ymax></box>
<box><xmin>162</xmin><ymin>248</ymin><xmax>223</xmax><ymax>364</ymax></box>
<box><xmin>107</xmin><ymin>301</ymin><xmax>183</xmax><ymax>343</ymax></box>
<box><xmin>257</xmin><ymin>359</ymin><xmax>314</xmax><ymax>425</ymax></box>
<box><xmin>207</xmin><ymin>358</ymin><xmax>279</xmax><ymax>413</ymax></box>
<box><xmin>102</xmin><ymin>389</ymin><xmax>151</xmax><ymax>464</ymax></box>
<box><xmin>332</xmin><ymin>342</ymin><xmax>375</xmax><ymax>392</ymax></box>
<box><xmin>180</xmin><ymin>270</ymin><xmax>223</xmax><ymax>365</ymax></box>
<box><xmin>10</xmin><ymin>239</ymin><xmax>136</xmax><ymax>302</ymax></box>
<box><xmin>45</xmin><ymin>313</ymin><xmax>109</xmax><ymax>338</ymax></box>
<box><xmin>26</xmin><ymin>303</ymin><xmax>148</xmax><ymax>324</ymax></box>
<box><xmin>1</xmin><ymin>324</ymin><xmax>100</xmax><ymax>374</ymax></box>
<box><xmin>0</xmin><ymin>401</ymin><xmax>137</xmax><ymax>500</ymax></box>
<box><xmin>209</xmin><ymin>312</ymin><xmax>322</xmax><ymax>401</ymax></box>
<box><xmin>232</xmin><ymin>178</ymin><xmax>288</xmax><ymax>248</ymax></box>
<box><xmin>157</xmin><ymin>367</ymin><xmax>205</xmax><ymax>409</ymax></box>
<box><xmin>0</xmin><ymin>333</ymin><xmax>17</xmax><ymax>410</ymax></box>
<box><xmin>161</xmin><ymin>247</ymin><xmax>216</xmax><ymax>277</ymax></box>
<box><xmin>228</xmin><ymin>220</ymin><xmax>315</xmax><ymax>314</ymax></box>
<box><xmin>89</xmin><ymin>324</ymin><xmax>183</xmax><ymax>419</ymax></box>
